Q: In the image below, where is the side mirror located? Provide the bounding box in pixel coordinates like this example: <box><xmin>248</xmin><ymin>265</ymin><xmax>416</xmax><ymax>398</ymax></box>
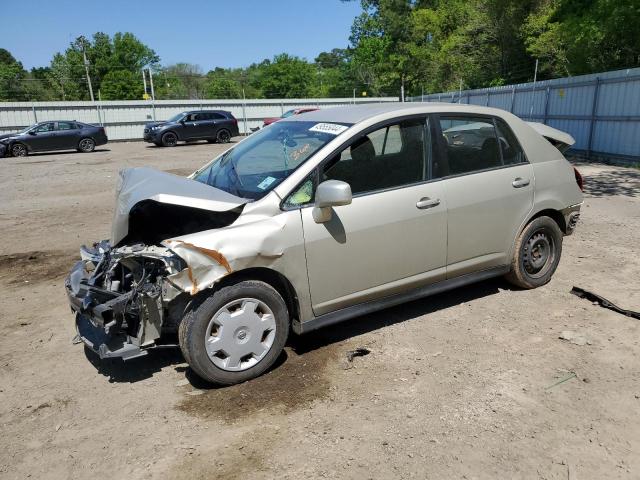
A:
<box><xmin>29</xmin><ymin>130</ymin><xmax>37</xmax><ymax>135</ymax></box>
<box><xmin>312</xmin><ymin>180</ymin><xmax>352</xmax><ymax>223</ymax></box>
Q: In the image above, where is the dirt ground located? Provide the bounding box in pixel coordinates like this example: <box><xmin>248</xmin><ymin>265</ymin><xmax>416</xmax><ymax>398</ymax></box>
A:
<box><xmin>1</xmin><ymin>141</ymin><xmax>639</xmax><ymax>480</ymax></box>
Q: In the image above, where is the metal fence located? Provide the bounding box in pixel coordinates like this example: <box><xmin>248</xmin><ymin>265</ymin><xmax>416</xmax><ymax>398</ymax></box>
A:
<box><xmin>410</xmin><ymin>67</ymin><xmax>640</xmax><ymax>161</ymax></box>
<box><xmin>0</xmin><ymin>97</ymin><xmax>399</xmax><ymax>141</ymax></box>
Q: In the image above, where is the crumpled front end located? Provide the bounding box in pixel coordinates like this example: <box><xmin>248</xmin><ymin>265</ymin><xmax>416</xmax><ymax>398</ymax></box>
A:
<box><xmin>65</xmin><ymin>241</ymin><xmax>187</xmax><ymax>360</ymax></box>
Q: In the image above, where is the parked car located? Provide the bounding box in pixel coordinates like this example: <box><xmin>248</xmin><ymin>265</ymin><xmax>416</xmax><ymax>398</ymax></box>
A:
<box><xmin>65</xmin><ymin>103</ymin><xmax>582</xmax><ymax>385</ymax></box>
<box><xmin>263</xmin><ymin>107</ymin><xmax>319</xmax><ymax>127</ymax></box>
<box><xmin>0</xmin><ymin>121</ymin><xmax>107</xmax><ymax>157</ymax></box>
<box><xmin>143</xmin><ymin>110</ymin><xmax>239</xmax><ymax>147</ymax></box>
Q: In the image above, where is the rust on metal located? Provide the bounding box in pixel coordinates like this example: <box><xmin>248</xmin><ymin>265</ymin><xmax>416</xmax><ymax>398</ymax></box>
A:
<box><xmin>167</xmin><ymin>239</ymin><xmax>232</xmax><ymax>273</ymax></box>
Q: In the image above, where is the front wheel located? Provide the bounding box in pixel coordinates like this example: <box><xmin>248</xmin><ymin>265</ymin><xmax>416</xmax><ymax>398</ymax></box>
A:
<box><xmin>505</xmin><ymin>216</ymin><xmax>563</xmax><ymax>289</ymax></box>
<box><xmin>161</xmin><ymin>132</ymin><xmax>178</xmax><ymax>147</ymax></box>
<box><xmin>11</xmin><ymin>143</ymin><xmax>28</xmax><ymax>157</ymax></box>
<box><xmin>77</xmin><ymin>138</ymin><xmax>95</xmax><ymax>153</ymax></box>
<box><xmin>178</xmin><ymin>280</ymin><xmax>289</xmax><ymax>385</ymax></box>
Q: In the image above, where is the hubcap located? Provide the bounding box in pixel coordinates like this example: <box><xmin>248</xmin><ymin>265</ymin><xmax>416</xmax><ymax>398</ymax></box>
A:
<box><xmin>523</xmin><ymin>230</ymin><xmax>554</xmax><ymax>278</ymax></box>
<box><xmin>205</xmin><ymin>298</ymin><xmax>276</xmax><ymax>372</ymax></box>
<box><xmin>80</xmin><ymin>139</ymin><xmax>93</xmax><ymax>151</ymax></box>
<box><xmin>218</xmin><ymin>130</ymin><xmax>230</xmax><ymax>143</ymax></box>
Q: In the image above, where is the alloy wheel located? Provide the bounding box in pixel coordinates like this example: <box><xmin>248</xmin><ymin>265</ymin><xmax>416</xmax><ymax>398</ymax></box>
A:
<box><xmin>11</xmin><ymin>144</ymin><xmax>27</xmax><ymax>157</ymax></box>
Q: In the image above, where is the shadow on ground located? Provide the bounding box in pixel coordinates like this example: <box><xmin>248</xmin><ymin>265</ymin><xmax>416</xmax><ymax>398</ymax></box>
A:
<box><xmin>5</xmin><ymin>149</ymin><xmax>110</xmax><ymax>162</ymax></box>
<box><xmin>84</xmin><ymin>277</ymin><xmax>505</xmax><ymax>386</ymax></box>
<box><xmin>581</xmin><ymin>167</ymin><xmax>640</xmax><ymax>197</ymax></box>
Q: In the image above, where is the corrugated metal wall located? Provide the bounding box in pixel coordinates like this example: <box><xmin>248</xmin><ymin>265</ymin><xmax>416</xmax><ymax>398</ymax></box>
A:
<box><xmin>0</xmin><ymin>97</ymin><xmax>399</xmax><ymax>141</ymax></box>
<box><xmin>411</xmin><ymin>68</ymin><xmax>640</xmax><ymax>160</ymax></box>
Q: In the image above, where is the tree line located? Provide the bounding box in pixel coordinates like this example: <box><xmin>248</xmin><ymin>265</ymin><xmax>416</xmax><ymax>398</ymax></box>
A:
<box><xmin>1</xmin><ymin>0</ymin><xmax>638</xmax><ymax>102</ymax></box>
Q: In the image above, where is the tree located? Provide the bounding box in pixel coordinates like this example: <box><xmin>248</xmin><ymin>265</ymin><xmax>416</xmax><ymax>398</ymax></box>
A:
<box><xmin>258</xmin><ymin>54</ymin><xmax>315</xmax><ymax>98</ymax></box>
<box><xmin>100</xmin><ymin>70</ymin><xmax>143</xmax><ymax>100</ymax></box>
<box><xmin>0</xmin><ymin>49</ymin><xmax>27</xmax><ymax>101</ymax></box>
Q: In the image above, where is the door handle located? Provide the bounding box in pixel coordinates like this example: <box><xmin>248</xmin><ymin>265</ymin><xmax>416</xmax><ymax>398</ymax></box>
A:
<box><xmin>512</xmin><ymin>177</ymin><xmax>530</xmax><ymax>188</ymax></box>
<box><xmin>416</xmin><ymin>197</ymin><xmax>440</xmax><ymax>209</ymax></box>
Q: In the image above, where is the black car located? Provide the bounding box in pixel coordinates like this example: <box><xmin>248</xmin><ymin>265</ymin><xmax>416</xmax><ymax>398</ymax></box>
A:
<box><xmin>0</xmin><ymin>121</ymin><xmax>108</xmax><ymax>157</ymax></box>
<box><xmin>143</xmin><ymin>110</ymin><xmax>240</xmax><ymax>147</ymax></box>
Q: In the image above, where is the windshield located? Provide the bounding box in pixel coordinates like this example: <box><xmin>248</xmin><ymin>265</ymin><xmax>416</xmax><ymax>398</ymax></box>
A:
<box><xmin>167</xmin><ymin>112</ymin><xmax>186</xmax><ymax>123</ymax></box>
<box><xmin>19</xmin><ymin>125</ymin><xmax>33</xmax><ymax>134</ymax></box>
<box><xmin>281</xmin><ymin>110</ymin><xmax>296</xmax><ymax>118</ymax></box>
<box><xmin>194</xmin><ymin>120</ymin><xmax>351</xmax><ymax>200</ymax></box>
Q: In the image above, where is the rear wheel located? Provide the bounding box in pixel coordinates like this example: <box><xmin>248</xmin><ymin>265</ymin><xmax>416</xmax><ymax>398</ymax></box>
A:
<box><xmin>77</xmin><ymin>138</ymin><xmax>95</xmax><ymax>153</ymax></box>
<box><xmin>505</xmin><ymin>216</ymin><xmax>563</xmax><ymax>289</ymax></box>
<box><xmin>179</xmin><ymin>280</ymin><xmax>289</xmax><ymax>385</ymax></box>
<box><xmin>161</xmin><ymin>132</ymin><xmax>178</xmax><ymax>147</ymax></box>
<box><xmin>11</xmin><ymin>143</ymin><xmax>28</xmax><ymax>157</ymax></box>
<box><xmin>216</xmin><ymin>129</ymin><xmax>231</xmax><ymax>143</ymax></box>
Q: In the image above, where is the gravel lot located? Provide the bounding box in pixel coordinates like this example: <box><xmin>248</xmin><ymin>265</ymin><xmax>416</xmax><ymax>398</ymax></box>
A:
<box><xmin>1</xmin><ymin>141</ymin><xmax>639</xmax><ymax>479</ymax></box>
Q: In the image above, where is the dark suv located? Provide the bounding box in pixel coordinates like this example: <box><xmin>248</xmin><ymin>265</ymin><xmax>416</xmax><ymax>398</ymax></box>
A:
<box><xmin>143</xmin><ymin>110</ymin><xmax>240</xmax><ymax>147</ymax></box>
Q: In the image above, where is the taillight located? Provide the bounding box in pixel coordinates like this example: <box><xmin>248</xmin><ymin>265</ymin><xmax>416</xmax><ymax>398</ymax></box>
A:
<box><xmin>573</xmin><ymin>167</ymin><xmax>583</xmax><ymax>192</ymax></box>
<box><xmin>232</xmin><ymin>118</ymin><xmax>238</xmax><ymax>125</ymax></box>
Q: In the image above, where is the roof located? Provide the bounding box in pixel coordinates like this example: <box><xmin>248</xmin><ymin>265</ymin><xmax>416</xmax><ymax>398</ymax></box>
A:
<box><xmin>284</xmin><ymin>102</ymin><xmax>514</xmax><ymax>125</ymax></box>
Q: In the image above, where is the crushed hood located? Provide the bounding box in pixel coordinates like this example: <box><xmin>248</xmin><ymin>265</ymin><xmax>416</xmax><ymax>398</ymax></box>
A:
<box><xmin>526</xmin><ymin>122</ymin><xmax>575</xmax><ymax>152</ymax></box>
<box><xmin>111</xmin><ymin>167</ymin><xmax>249</xmax><ymax>245</ymax></box>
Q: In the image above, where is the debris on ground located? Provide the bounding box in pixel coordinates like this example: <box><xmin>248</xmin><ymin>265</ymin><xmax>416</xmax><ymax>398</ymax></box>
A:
<box><xmin>546</xmin><ymin>371</ymin><xmax>577</xmax><ymax>390</ymax></box>
<box><xmin>346</xmin><ymin>348</ymin><xmax>371</xmax><ymax>362</ymax></box>
<box><xmin>571</xmin><ymin>286</ymin><xmax>640</xmax><ymax>320</ymax></box>
<box><xmin>559</xmin><ymin>330</ymin><xmax>591</xmax><ymax>346</ymax></box>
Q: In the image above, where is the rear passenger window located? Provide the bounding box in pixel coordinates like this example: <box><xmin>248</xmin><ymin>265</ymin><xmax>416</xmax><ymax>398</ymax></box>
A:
<box><xmin>495</xmin><ymin>119</ymin><xmax>526</xmax><ymax>165</ymax></box>
<box><xmin>57</xmin><ymin>121</ymin><xmax>77</xmax><ymax>130</ymax></box>
<box><xmin>324</xmin><ymin>118</ymin><xmax>427</xmax><ymax>195</ymax></box>
<box><xmin>211</xmin><ymin>113</ymin><xmax>226</xmax><ymax>120</ymax></box>
<box><xmin>438</xmin><ymin>117</ymin><xmax>501</xmax><ymax>175</ymax></box>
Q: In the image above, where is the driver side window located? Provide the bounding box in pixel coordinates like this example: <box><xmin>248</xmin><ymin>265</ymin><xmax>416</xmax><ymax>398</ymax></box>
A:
<box><xmin>323</xmin><ymin>118</ymin><xmax>428</xmax><ymax>195</ymax></box>
<box><xmin>34</xmin><ymin>122</ymin><xmax>54</xmax><ymax>133</ymax></box>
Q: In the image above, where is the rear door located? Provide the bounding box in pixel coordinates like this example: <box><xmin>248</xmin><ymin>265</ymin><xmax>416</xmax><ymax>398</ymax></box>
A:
<box><xmin>434</xmin><ymin>114</ymin><xmax>534</xmax><ymax>277</ymax></box>
<box><xmin>54</xmin><ymin>121</ymin><xmax>81</xmax><ymax>149</ymax></box>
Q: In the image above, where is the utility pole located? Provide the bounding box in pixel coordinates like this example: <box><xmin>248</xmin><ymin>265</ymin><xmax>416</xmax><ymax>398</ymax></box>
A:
<box><xmin>148</xmin><ymin>68</ymin><xmax>156</xmax><ymax>120</ymax></box>
<box><xmin>242</xmin><ymin>88</ymin><xmax>248</xmax><ymax>135</ymax></box>
<box><xmin>143</xmin><ymin>70</ymin><xmax>147</xmax><ymax>97</ymax></box>
<box><xmin>400</xmin><ymin>74</ymin><xmax>405</xmax><ymax>102</ymax></box>
<box><xmin>529</xmin><ymin>59</ymin><xmax>539</xmax><ymax>119</ymax></box>
<box><xmin>77</xmin><ymin>37</ymin><xmax>95</xmax><ymax>102</ymax></box>
<box><xmin>458</xmin><ymin>79</ymin><xmax>463</xmax><ymax>104</ymax></box>
<box><xmin>148</xmin><ymin>68</ymin><xmax>155</xmax><ymax>101</ymax></box>
<box><xmin>353</xmin><ymin>88</ymin><xmax>356</xmax><ymax>104</ymax></box>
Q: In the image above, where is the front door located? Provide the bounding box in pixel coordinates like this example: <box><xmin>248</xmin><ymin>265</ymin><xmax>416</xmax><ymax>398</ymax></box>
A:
<box><xmin>26</xmin><ymin>122</ymin><xmax>56</xmax><ymax>151</ymax></box>
<box><xmin>295</xmin><ymin>117</ymin><xmax>448</xmax><ymax>316</ymax></box>
<box><xmin>435</xmin><ymin>114</ymin><xmax>534</xmax><ymax>277</ymax></box>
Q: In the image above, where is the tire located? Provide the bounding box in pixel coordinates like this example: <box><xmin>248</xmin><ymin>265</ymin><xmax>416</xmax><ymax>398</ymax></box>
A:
<box><xmin>77</xmin><ymin>138</ymin><xmax>95</xmax><ymax>153</ymax></box>
<box><xmin>178</xmin><ymin>280</ymin><xmax>289</xmax><ymax>385</ymax></box>
<box><xmin>11</xmin><ymin>143</ymin><xmax>28</xmax><ymax>157</ymax></box>
<box><xmin>161</xmin><ymin>132</ymin><xmax>178</xmax><ymax>147</ymax></box>
<box><xmin>505</xmin><ymin>216</ymin><xmax>563</xmax><ymax>289</ymax></box>
<box><xmin>216</xmin><ymin>129</ymin><xmax>231</xmax><ymax>144</ymax></box>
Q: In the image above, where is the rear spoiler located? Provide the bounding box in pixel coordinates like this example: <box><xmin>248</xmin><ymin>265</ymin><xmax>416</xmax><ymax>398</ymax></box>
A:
<box><xmin>526</xmin><ymin>122</ymin><xmax>575</xmax><ymax>153</ymax></box>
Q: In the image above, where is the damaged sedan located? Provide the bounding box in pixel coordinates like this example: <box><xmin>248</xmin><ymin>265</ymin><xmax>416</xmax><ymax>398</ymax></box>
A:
<box><xmin>66</xmin><ymin>103</ymin><xmax>583</xmax><ymax>385</ymax></box>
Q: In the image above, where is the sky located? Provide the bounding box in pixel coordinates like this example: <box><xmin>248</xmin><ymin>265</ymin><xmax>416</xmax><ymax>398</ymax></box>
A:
<box><xmin>2</xmin><ymin>0</ymin><xmax>363</xmax><ymax>70</ymax></box>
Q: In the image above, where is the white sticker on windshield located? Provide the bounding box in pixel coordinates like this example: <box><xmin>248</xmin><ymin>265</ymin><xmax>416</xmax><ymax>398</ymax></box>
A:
<box><xmin>309</xmin><ymin>123</ymin><xmax>349</xmax><ymax>135</ymax></box>
<box><xmin>257</xmin><ymin>176</ymin><xmax>277</xmax><ymax>190</ymax></box>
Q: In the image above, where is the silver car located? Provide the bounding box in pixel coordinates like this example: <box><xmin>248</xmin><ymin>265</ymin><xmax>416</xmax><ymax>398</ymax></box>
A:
<box><xmin>65</xmin><ymin>103</ymin><xmax>583</xmax><ymax>384</ymax></box>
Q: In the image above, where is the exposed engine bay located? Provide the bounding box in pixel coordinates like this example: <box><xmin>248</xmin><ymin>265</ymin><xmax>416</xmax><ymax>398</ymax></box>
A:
<box><xmin>65</xmin><ymin>166</ymin><xmax>251</xmax><ymax>360</ymax></box>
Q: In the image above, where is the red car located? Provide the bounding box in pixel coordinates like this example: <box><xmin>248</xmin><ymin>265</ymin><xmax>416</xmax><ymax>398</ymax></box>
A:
<box><xmin>263</xmin><ymin>108</ymin><xmax>319</xmax><ymax>127</ymax></box>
